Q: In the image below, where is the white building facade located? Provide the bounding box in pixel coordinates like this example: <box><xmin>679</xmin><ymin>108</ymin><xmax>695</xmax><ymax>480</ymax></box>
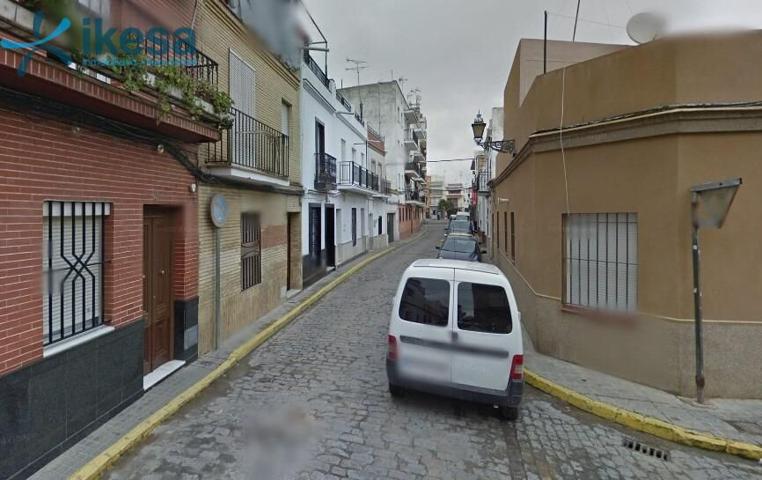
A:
<box><xmin>299</xmin><ymin>53</ymin><xmax>392</xmax><ymax>287</ymax></box>
<box><xmin>339</xmin><ymin>81</ymin><xmax>427</xmax><ymax>240</ymax></box>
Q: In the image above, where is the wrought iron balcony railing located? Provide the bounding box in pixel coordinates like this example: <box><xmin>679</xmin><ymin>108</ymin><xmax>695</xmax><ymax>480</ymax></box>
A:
<box><xmin>477</xmin><ymin>168</ymin><xmax>491</xmax><ymax>192</ymax></box>
<box><xmin>304</xmin><ymin>51</ymin><xmax>330</xmax><ymax>89</ymax></box>
<box><xmin>338</xmin><ymin>161</ymin><xmax>380</xmax><ymax>191</ymax></box>
<box><xmin>315</xmin><ymin>153</ymin><xmax>337</xmax><ymax>191</ymax></box>
<box><xmin>143</xmin><ymin>32</ymin><xmax>218</xmax><ymax>86</ymax></box>
<box><xmin>207</xmin><ymin>108</ymin><xmax>289</xmax><ymax>177</ymax></box>
<box><xmin>337</xmin><ymin>92</ymin><xmax>352</xmax><ymax>111</ymax></box>
<box><xmin>406</xmin><ymin>190</ymin><xmax>422</xmax><ymax>202</ymax></box>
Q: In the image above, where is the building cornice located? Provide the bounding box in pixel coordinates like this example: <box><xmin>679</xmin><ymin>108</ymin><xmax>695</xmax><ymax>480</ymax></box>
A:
<box><xmin>492</xmin><ymin>102</ymin><xmax>762</xmax><ymax>186</ymax></box>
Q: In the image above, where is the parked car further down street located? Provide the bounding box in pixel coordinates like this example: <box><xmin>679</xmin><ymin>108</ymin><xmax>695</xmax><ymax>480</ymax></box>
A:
<box><xmin>445</xmin><ymin>219</ymin><xmax>473</xmax><ymax>236</ymax></box>
<box><xmin>436</xmin><ymin>233</ymin><xmax>486</xmax><ymax>262</ymax></box>
<box><xmin>387</xmin><ymin>260</ymin><xmax>524</xmax><ymax>420</ymax></box>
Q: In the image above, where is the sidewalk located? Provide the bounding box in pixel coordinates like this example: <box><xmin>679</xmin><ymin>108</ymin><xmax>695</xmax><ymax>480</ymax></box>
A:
<box><xmin>30</xmin><ymin>230</ymin><xmax>425</xmax><ymax>480</ymax></box>
<box><xmin>523</xmin><ymin>336</ymin><xmax>762</xmax><ymax>453</ymax></box>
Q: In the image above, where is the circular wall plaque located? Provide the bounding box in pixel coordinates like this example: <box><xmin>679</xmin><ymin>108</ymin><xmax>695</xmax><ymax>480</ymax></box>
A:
<box><xmin>210</xmin><ymin>194</ymin><xmax>228</xmax><ymax>228</ymax></box>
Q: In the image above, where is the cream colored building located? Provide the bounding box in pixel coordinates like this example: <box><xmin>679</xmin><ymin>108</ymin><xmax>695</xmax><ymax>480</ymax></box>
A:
<box><xmin>492</xmin><ymin>34</ymin><xmax>762</xmax><ymax>399</ymax></box>
<box><xmin>195</xmin><ymin>0</ymin><xmax>302</xmax><ymax>354</ymax></box>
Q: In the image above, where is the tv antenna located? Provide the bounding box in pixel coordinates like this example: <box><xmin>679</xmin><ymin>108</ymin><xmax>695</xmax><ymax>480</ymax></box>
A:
<box><xmin>346</xmin><ymin>58</ymin><xmax>368</xmax><ymax>86</ymax></box>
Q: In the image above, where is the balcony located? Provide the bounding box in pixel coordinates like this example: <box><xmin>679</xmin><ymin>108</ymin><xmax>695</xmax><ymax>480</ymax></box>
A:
<box><xmin>336</xmin><ymin>92</ymin><xmax>352</xmax><ymax>111</ymax></box>
<box><xmin>403</xmin><ymin>129</ymin><xmax>422</xmax><ymax>151</ymax></box>
<box><xmin>315</xmin><ymin>153</ymin><xmax>337</xmax><ymax>191</ymax></box>
<box><xmin>405</xmin><ymin>161</ymin><xmax>424</xmax><ymax>181</ymax></box>
<box><xmin>405</xmin><ymin>189</ymin><xmax>426</xmax><ymax>206</ymax></box>
<box><xmin>338</xmin><ymin>161</ymin><xmax>382</xmax><ymax>195</ymax></box>
<box><xmin>477</xmin><ymin>169</ymin><xmax>492</xmax><ymax>193</ymax></box>
<box><xmin>206</xmin><ymin>108</ymin><xmax>290</xmax><ymax>186</ymax></box>
<box><xmin>0</xmin><ymin>2</ymin><xmax>223</xmax><ymax>142</ymax></box>
<box><xmin>304</xmin><ymin>51</ymin><xmax>330</xmax><ymax>89</ymax></box>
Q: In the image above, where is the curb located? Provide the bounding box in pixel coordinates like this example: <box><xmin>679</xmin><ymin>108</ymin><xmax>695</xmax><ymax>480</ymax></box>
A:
<box><xmin>525</xmin><ymin>370</ymin><xmax>762</xmax><ymax>461</ymax></box>
<box><xmin>70</xmin><ymin>232</ymin><xmax>424</xmax><ymax>480</ymax></box>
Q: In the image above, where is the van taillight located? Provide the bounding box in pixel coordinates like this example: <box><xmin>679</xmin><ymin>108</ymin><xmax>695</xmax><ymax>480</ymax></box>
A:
<box><xmin>510</xmin><ymin>354</ymin><xmax>524</xmax><ymax>381</ymax></box>
<box><xmin>388</xmin><ymin>335</ymin><xmax>399</xmax><ymax>361</ymax></box>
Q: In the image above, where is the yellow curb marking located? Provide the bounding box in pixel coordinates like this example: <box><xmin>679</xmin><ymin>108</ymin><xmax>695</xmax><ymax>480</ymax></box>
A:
<box><xmin>70</xmin><ymin>232</ymin><xmax>425</xmax><ymax>480</ymax></box>
<box><xmin>525</xmin><ymin>370</ymin><xmax>762</xmax><ymax>461</ymax></box>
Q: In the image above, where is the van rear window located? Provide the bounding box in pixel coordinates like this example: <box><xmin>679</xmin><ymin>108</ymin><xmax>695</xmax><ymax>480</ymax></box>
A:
<box><xmin>399</xmin><ymin>278</ymin><xmax>450</xmax><ymax>327</ymax></box>
<box><xmin>457</xmin><ymin>283</ymin><xmax>512</xmax><ymax>334</ymax></box>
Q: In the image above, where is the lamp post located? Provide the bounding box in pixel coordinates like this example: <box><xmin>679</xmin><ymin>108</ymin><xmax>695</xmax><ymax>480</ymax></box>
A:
<box><xmin>689</xmin><ymin>178</ymin><xmax>742</xmax><ymax>404</ymax></box>
<box><xmin>471</xmin><ymin>112</ymin><xmax>515</xmax><ymax>154</ymax></box>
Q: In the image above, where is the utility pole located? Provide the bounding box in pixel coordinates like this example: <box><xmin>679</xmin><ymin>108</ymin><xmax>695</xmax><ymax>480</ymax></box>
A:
<box><xmin>346</xmin><ymin>58</ymin><xmax>368</xmax><ymax>86</ymax></box>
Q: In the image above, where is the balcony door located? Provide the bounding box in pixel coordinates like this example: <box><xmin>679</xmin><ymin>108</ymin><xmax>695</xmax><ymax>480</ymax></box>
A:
<box><xmin>230</xmin><ymin>51</ymin><xmax>256</xmax><ymax>166</ymax></box>
<box><xmin>315</xmin><ymin>120</ymin><xmax>325</xmax><ymax>155</ymax></box>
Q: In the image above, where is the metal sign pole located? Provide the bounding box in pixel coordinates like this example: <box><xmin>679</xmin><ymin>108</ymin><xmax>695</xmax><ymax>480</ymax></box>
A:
<box><xmin>691</xmin><ymin>192</ymin><xmax>705</xmax><ymax>404</ymax></box>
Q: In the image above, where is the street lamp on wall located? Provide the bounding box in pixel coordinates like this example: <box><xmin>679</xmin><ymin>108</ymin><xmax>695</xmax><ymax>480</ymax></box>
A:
<box><xmin>689</xmin><ymin>177</ymin><xmax>742</xmax><ymax>404</ymax></box>
<box><xmin>471</xmin><ymin>112</ymin><xmax>515</xmax><ymax>154</ymax></box>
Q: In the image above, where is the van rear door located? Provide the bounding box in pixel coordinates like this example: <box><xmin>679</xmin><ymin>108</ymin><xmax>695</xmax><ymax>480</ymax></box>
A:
<box><xmin>392</xmin><ymin>267</ymin><xmax>454</xmax><ymax>385</ymax></box>
<box><xmin>450</xmin><ymin>270</ymin><xmax>519</xmax><ymax>392</ymax></box>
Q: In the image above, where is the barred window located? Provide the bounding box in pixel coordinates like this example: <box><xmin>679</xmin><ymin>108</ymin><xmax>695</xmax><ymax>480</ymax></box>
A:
<box><xmin>42</xmin><ymin>201</ymin><xmax>109</xmax><ymax>346</ymax></box>
<box><xmin>563</xmin><ymin>213</ymin><xmax>638</xmax><ymax>312</ymax></box>
<box><xmin>241</xmin><ymin>213</ymin><xmax>262</xmax><ymax>290</ymax></box>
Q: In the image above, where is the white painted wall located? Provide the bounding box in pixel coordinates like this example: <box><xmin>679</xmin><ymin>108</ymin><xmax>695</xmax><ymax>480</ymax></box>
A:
<box><xmin>299</xmin><ymin>60</ymin><xmax>392</xmax><ymax>265</ymax></box>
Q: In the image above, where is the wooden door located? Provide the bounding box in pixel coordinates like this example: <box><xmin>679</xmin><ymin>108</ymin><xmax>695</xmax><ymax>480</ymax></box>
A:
<box><xmin>143</xmin><ymin>209</ymin><xmax>174</xmax><ymax>374</ymax></box>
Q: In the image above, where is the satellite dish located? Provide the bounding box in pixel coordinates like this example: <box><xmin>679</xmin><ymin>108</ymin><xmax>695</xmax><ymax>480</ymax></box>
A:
<box><xmin>627</xmin><ymin>12</ymin><xmax>666</xmax><ymax>44</ymax></box>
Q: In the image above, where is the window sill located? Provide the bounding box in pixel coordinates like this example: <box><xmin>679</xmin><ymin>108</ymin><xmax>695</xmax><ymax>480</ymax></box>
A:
<box><xmin>560</xmin><ymin>305</ymin><xmax>638</xmax><ymax>326</ymax></box>
<box><xmin>43</xmin><ymin>325</ymin><xmax>116</xmax><ymax>359</ymax></box>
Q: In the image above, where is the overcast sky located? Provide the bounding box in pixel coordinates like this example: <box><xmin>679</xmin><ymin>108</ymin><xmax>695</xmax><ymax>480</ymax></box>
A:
<box><xmin>299</xmin><ymin>0</ymin><xmax>762</xmax><ymax>180</ymax></box>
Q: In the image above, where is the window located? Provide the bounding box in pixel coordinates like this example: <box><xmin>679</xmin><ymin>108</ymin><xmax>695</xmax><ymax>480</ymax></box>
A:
<box><xmin>341</xmin><ymin>139</ymin><xmax>346</xmax><ymax>161</ymax></box>
<box><xmin>351</xmin><ymin>208</ymin><xmax>357</xmax><ymax>246</ymax></box>
<box><xmin>78</xmin><ymin>0</ymin><xmax>110</xmax><ymax>17</ymax></box>
<box><xmin>230</xmin><ymin>51</ymin><xmax>255</xmax><ymax>115</ymax></box>
<box><xmin>442</xmin><ymin>236</ymin><xmax>477</xmax><ymax>254</ymax></box>
<box><xmin>510</xmin><ymin>212</ymin><xmax>516</xmax><ymax>262</ymax></box>
<box><xmin>399</xmin><ymin>278</ymin><xmax>450</xmax><ymax>327</ymax></box>
<box><xmin>241</xmin><ymin>213</ymin><xmax>262</xmax><ymax>290</ymax></box>
<box><xmin>457</xmin><ymin>283</ymin><xmax>512</xmax><ymax>334</ymax></box>
<box><xmin>281</xmin><ymin>100</ymin><xmax>291</xmax><ymax>137</ymax></box>
<box><xmin>43</xmin><ymin>201</ymin><xmax>109</xmax><ymax>346</ymax></box>
<box><xmin>563</xmin><ymin>213</ymin><xmax>638</xmax><ymax>312</ymax></box>
<box><xmin>308</xmin><ymin>206</ymin><xmax>321</xmax><ymax>259</ymax></box>
<box><xmin>503</xmin><ymin>212</ymin><xmax>508</xmax><ymax>254</ymax></box>
<box><xmin>351</xmin><ymin>147</ymin><xmax>357</xmax><ymax>163</ymax></box>
<box><xmin>496</xmin><ymin>213</ymin><xmax>500</xmax><ymax>250</ymax></box>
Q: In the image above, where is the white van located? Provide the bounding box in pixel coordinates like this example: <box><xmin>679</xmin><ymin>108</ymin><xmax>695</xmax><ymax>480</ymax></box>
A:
<box><xmin>387</xmin><ymin>259</ymin><xmax>524</xmax><ymax>420</ymax></box>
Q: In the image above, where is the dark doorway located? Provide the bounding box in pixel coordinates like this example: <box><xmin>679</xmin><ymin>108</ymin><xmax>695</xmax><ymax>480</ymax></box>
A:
<box><xmin>143</xmin><ymin>207</ymin><xmax>174</xmax><ymax>374</ymax></box>
<box><xmin>315</xmin><ymin>121</ymin><xmax>325</xmax><ymax>157</ymax></box>
<box><xmin>387</xmin><ymin>213</ymin><xmax>395</xmax><ymax>244</ymax></box>
<box><xmin>325</xmin><ymin>204</ymin><xmax>336</xmax><ymax>268</ymax></box>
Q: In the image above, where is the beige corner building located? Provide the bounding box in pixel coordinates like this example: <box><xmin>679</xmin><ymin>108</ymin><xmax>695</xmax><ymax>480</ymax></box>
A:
<box><xmin>195</xmin><ymin>0</ymin><xmax>303</xmax><ymax>354</ymax></box>
<box><xmin>492</xmin><ymin>34</ymin><xmax>762</xmax><ymax>399</ymax></box>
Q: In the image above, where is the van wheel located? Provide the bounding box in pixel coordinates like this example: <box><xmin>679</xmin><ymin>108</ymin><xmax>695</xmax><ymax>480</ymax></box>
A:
<box><xmin>389</xmin><ymin>383</ymin><xmax>404</xmax><ymax>398</ymax></box>
<box><xmin>499</xmin><ymin>406</ymin><xmax>519</xmax><ymax>421</ymax></box>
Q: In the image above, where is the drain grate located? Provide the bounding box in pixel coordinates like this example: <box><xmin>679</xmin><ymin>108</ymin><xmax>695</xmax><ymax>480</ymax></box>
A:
<box><xmin>622</xmin><ymin>438</ymin><xmax>670</xmax><ymax>461</ymax></box>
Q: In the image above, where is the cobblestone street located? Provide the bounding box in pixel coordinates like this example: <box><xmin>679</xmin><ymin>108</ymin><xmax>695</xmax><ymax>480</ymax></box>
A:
<box><xmin>106</xmin><ymin>223</ymin><xmax>761</xmax><ymax>480</ymax></box>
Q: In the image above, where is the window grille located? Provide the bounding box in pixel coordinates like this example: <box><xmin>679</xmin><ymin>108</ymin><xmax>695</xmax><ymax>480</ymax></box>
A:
<box><xmin>43</xmin><ymin>201</ymin><xmax>109</xmax><ymax>346</ymax></box>
<box><xmin>241</xmin><ymin>213</ymin><xmax>262</xmax><ymax>290</ymax></box>
<box><xmin>563</xmin><ymin>213</ymin><xmax>638</xmax><ymax>312</ymax></box>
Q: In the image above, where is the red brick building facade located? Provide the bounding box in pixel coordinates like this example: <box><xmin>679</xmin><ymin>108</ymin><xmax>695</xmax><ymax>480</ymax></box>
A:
<box><xmin>0</xmin><ymin>2</ymin><xmax>221</xmax><ymax>476</ymax></box>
